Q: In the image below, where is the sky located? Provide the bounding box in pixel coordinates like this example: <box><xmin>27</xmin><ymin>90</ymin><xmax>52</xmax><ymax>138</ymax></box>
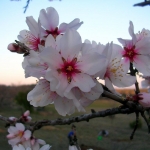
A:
<box><xmin>0</xmin><ymin>0</ymin><xmax>149</xmax><ymax>86</ymax></box>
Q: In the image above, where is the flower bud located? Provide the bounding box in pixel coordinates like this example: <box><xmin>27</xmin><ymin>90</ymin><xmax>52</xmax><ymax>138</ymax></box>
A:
<box><xmin>7</xmin><ymin>43</ymin><xmax>19</xmax><ymax>52</ymax></box>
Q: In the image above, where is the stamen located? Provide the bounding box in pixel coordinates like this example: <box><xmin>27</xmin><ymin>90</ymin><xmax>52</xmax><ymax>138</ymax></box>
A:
<box><xmin>66</xmin><ymin>66</ymin><xmax>73</xmax><ymax>71</ymax></box>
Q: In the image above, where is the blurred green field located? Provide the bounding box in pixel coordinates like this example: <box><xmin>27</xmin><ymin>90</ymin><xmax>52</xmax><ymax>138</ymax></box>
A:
<box><xmin>0</xmin><ymin>99</ymin><xmax>150</xmax><ymax>150</ymax></box>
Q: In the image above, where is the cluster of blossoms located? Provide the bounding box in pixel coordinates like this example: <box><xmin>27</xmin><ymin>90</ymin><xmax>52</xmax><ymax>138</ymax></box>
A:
<box><xmin>7</xmin><ymin>111</ymin><xmax>51</xmax><ymax>150</ymax></box>
<box><xmin>8</xmin><ymin>6</ymin><xmax>150</xmax><ymax>116</ymax></box>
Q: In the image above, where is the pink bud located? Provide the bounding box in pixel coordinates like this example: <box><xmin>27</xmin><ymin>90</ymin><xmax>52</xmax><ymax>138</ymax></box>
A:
<box><xmin>7</xmin><ymin>43</ymin><xmax>19</xmax><ymax>52</ymax></box>
<box><xmin>24</xmin><ymin>110</ymin><xmax>30</xmax><ymax>117</ymax></box>
<box><xmin>9</xmin><ymin>117</ymin><xmax>17</xmax><ymax>122</ymax></box>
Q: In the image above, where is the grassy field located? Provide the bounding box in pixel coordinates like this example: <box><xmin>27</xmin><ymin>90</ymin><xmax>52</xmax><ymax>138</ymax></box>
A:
<box><xmin>0</xmin><ymin>99</ymin><xmax>150</xmax><ymax>150</ymax></box>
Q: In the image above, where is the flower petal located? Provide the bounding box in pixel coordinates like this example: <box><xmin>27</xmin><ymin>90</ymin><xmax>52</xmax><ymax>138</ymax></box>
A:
<box><xmin>16</xmin><ymin>123</ymin><xmax>25</xmax><ymax>131</ymax></box>
<box><xmin>24</xmin><ymin>130</ymin><xmax>31</xmax><ymax>140</ymax></box>
<box><xmin>59</xmin><ymin>29</ymin><xmax>81</xmax><ymax>60</ymax></box>
<box><xmin>39</xmin><ymin>7</ymin><xmax>59</xmax><ymax>30</ymax></box>
<box><xmin>78</xmin><ymin>52</ymin><xmax>107</xmax><ymax>75</ymax></box>
<box><xmin>66</xmin><ymin>73</ymin><xmax>96</xmax><ymax>93</ymax></box>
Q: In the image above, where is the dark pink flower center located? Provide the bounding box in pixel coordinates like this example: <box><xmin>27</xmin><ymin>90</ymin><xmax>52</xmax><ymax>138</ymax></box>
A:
<box><xmin>57</xmin><ymin>57</ymin><xmax>81</xmax><ymax>83</ymax></box>
<box><xmin>46</xmin><ymin>27</ymin><xmax>60</xmax><ymax>39</ymax></box>
<box><xmin>123</xmin><ymin>45</ymin><xmax>138</xmax><ymax>62</ymax></box>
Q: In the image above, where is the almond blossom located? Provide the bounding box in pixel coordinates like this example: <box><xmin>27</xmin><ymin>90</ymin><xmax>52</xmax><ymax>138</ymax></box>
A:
<box><xmin>69</xmin><ymin>80</ymin><xmax>103</xmax><ymax>108</ymax></box>
<box><xmin>20</xmin><ymin>110</ymin><xmax>32</xmax><ymax>122</ymax></box>
<box><xmin>27</xmin><ymin>79</ymin><xmax>78</xmax><ymax>116</ymax></box>
<box><xmin>118</xmin><ymin>21</ymin><xmax>150</xmax><ymax>75</ymax></box>
<box><xmin>39</xmin><ymin>7</ymin><xmax>83</xmax><ymax>38</ymax></box>
<box><xmin>7</xmin><ymin>123</ymin><xmax>31</xmax><ymax>146</ymax></box>
<box><xmin>22</xmin><ymin>50</ymin><xmax>48</xmax><ymax>78</ymax></box>
<box><xmin>22</xmin><ymin>35</ymin><xmax>61</xmax><ymax>79</ymax></box>
<box><xmin>18</xmin><ymin>16</ymin><xmax>43</xmax><ymax>51</ymax></box>
<box><xmin>40</xmin><ymin>29</ymin><xmax>107</xmax><ymax>99</ymax></box>
<box><xmin>97</xmin><ymin>42</ymin><xmax>136</xmax><ymax>94</ymax></box>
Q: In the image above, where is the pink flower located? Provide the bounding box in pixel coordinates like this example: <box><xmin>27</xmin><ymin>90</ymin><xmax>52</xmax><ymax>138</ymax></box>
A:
<box><xmin>39</xmin><ymin>7</ymin><xmax>83</xmax><ymax>38</ymax></box>
<box><xmin>18</xmin><ymin>16</ymin><xmax>42</xmax><ymax>51</ymax></box>
<box><xmin>7</xmin><ymin>123</ymin><xmax>31</xmax><ymax>146</ymax></box>
<box><xmin>22</xmin><ymin>50</ymin><xmax>48</xmax><ymax>79</ymax></box>
<box><xmin>27</xmin><ymin>79</ymin><xmax>78</xmax><ymax>116</ymax></box>
<box><xmin>21</xmin><ymin>110</ymin><xmax>32</xmax><ymax>122</ymax></box>
<box><xmin>40</xmin><ymin>29</ymin><xmax>107</xmax><ymax>98</ymax></box>
<box><xmin>118</xmin><ymin>21</ymin><xmax>150</xmax><ymax>75</ymax></box>
<box><xmin>96</xmin><ymin>42</ymin><xmax>136</xmax><ymax>94</ymax></box>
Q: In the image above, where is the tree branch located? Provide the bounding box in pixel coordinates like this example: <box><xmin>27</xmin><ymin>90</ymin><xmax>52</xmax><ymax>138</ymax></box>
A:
<box><xmin>23</xmin><ymin>0</ymin><xmax>31</xmax><ymax>13</ymax></box>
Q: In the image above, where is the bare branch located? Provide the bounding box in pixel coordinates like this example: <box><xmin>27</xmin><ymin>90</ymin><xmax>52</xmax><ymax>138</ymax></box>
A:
<box><xmin>130</xmin><ymin>111</ymin><xmax>139</xmax><ymax>140</ymax></box>
<box><xmin>134</xmin><ymin>1</ymin><xmax>150</xmax><ymax>7</ymax></box>
<box><xmin>0</xmin><ymin>115</ymin><xmax>11</xmax><ymax>123</ymax></box>
<box><xmin>103</xmin><ymin>90</ymin><xmax>125</xmax><ymax>104</ymax></box>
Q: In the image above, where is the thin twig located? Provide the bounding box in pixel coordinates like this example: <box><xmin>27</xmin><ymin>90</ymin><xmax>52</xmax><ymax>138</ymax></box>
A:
<box><xmin>24</xmin><ymin>0</ymin><xmax>31</xmax><ymax>13</ymax></box>
<box><xmin>130</xmin><ymin>112</ymin><xmax>139</xmax><ymax>140</ymax></box>
<box><xmin>141</xmin><ymin>111</ymin><xmax>150</xmax><ymax>133</ymax></box>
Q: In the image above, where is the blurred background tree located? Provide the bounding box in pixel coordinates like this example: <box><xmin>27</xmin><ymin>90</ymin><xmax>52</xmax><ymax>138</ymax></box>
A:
<box><xmin>15</xmin><ymin>91</ymin><xmax>34</xmax><ymax>112</ymax></box>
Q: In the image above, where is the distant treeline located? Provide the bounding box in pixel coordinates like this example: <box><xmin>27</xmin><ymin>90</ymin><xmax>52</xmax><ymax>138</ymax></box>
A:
<box><xmin>0</xmin><ymin>84</ymin><xmax>147</xmax><ymax>107</ymax></box>
<box><xmin>0</xmin><ymin>84</ymin><xmax>35</xmax><ymax>107</ymax></box>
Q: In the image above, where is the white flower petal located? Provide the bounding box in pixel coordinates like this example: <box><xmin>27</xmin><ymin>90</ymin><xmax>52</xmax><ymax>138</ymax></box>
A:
<box><xmin>45</xmin><ymin>34</ymin><xmax>56</xmax><ymax>48</ymax></box>
<box><xmin>78</xmin><ymin>52</ymin><xmax>107</xmax><ymax>75</ymax></box>
<box><xmin>128</xmin><ymin>21</ymin><xmax>136</xmax><ymax>44</ymax></box>
<box><xmin>133</xmin><ymin>55</ymin><xmax>150</xmax><ymax>75</ymax></box>
<box><xmin>80</xmin><ymin>97</ymin><xmax>94</xmax><ymax>107</ymax></box>
<box><xmin>67</xmin><ymin>18</ymin><xmax>83</xmax><ymax>30</ymax></box>
<box><xmin>40</xmin><ymin>46</ymin><xmax>62</xmax><ymax>69</ymax></box>
<box><xmin>37</xmin><ymin>139</ymin><xmax>46</xmax><ymax>145</ymax></box>
<box><xmin>24</xmin><ymin>130</ymin><xmax>31</xmax><ymax>140</ymax></box>
<box><xmin>66</xmin><ymin>73</ymin><xmax>96</xmax><ymax>93</ymax></box>
<box><xmin>111</xmin><ymin>74</ymin><xmax>136</xmax><ymax>87</ymax></box>
<box><xmin>39</xmin><ymin>7</ymin><xmax>59</xmax><ymax>30</ymax></box>
<box><xmin>59</xmin><ymin>29</ymin><xmax>81</xmax><ymax>60</ymax></box>
<box><xmin>83</xmin><ymin>81</ymin><xmax>103</xmax><ymax>100</ymax></box>
<box><xmin>54</xmin><ymin>96</ymin><xmax>75</xmax><ymax>116</ymax></box>
<box><xmin>26</xmin><ymin>16</ymin><xmax>39</xmax><ymax>37</ymax></box>
<box><xmin>16</xmin><ymin>123</ymin><xmax>25</xmax><ymax>131</ymax></box>
<box><xmin>58</xmin><ymin>23</ymin><xmax>68</xmax><ymax>33</ymax></box>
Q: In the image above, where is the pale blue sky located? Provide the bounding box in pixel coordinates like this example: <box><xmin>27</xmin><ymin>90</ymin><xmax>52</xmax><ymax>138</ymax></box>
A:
<box><xmin>0</xmin><ymin>0</ymin><xmax>149</xmax><ymax>85</ymax></box>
